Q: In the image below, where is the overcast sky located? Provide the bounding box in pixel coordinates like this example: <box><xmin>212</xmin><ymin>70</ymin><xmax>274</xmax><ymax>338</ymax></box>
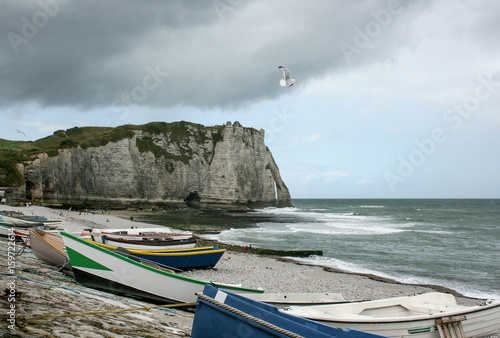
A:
<box><xmin>2</xmin><ymin>0</ymin><xmax>500</xmax><ymax>198</ymax></box>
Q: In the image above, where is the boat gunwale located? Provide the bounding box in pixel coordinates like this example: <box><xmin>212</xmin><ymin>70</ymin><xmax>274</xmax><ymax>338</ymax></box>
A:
<box><xmin>61</xmin><ymin>232</ymin><xmax>263</xmax><ymax>294</ymax></box>
<box><xmin>285</xmin><ymin>301</ymin><xmax>500</xmax><ymax>324</ymax></box>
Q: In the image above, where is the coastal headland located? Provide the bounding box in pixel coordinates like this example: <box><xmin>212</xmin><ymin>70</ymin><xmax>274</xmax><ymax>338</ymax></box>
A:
<box><xmin>0</xmin><ymin>205</ymin><xmax>484</xmax><ymax>337</ymax></box>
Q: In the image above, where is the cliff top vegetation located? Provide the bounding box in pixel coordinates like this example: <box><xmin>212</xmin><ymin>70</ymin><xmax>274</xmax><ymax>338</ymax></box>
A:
<box><xmin>0</xmin><ymin>121</ymin><xmax>230</xmax><ymax>187</ymax></box>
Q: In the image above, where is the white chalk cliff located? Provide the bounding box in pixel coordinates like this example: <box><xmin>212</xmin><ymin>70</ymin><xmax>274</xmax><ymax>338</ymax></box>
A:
<box><xmin>19</xmin><ymin>121</ymin><xmax>292</xmax><ymax>209</ymax></box>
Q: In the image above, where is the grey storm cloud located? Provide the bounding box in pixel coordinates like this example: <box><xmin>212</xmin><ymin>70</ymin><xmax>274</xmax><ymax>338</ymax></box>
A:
<box><xmin>3</xmin><ymin>0</ymin><xmax>483</xmax><ymax>112</ymax></box>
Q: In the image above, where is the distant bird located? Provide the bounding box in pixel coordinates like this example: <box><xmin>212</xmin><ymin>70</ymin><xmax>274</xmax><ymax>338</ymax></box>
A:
<box><xmin>11</xmin><ymin>129</ymin><xmax>26</xmax><ymax>137</ymax></box>
<box><xmin>278</xmin><ymin>66</ymin><xmax>297</xmax><ymax>87</ymax></box>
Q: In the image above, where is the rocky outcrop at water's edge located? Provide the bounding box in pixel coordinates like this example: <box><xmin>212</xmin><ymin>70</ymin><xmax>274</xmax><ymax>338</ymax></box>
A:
<box><xmin>13</xmin><ymin>121</ymin><xmax>292</xmax><ymax>210</ymax></box>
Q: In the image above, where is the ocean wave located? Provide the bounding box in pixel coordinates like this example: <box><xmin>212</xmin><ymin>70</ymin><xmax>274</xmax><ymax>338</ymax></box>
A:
<box><xmin>287</xmin><ymin>223</ymin><xmax>407</xmax><ymax>236</ymax></box>
<box><xmin>286</xmin><ymin>256</ymin><xmax>500</xmax><ymax>300</ymax></box>
<box><xmin>288</xmin><ymin>256</ymin><xmax>396</xmax><ymax>280</ymax></box>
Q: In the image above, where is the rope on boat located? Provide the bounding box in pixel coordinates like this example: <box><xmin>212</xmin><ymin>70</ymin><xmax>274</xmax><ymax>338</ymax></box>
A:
<box><xmin>196</xmin><ymin>293</ymin><xmax>304</xmax><ymax>338</ymax></box>
<box><xmin>14</xmin><ymin>240</ymin><xmax>28</xmax><ymax>256</ymax></box>
<box><xmin>56</xmin><ymin>257</ymin><xmax>70</xmax><ymax>272</ymax></box>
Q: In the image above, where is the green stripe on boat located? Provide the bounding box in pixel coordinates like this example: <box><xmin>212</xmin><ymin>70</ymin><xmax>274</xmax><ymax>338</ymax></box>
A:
<box><xmin>408</xmin><ymin>327</ymin><xmax>433</xmax><ymax>334</ymax></box>
<box><xmin>66</xmin><ymin>246</ymin><xmax>113</xmax><ymax>271</ymax></box>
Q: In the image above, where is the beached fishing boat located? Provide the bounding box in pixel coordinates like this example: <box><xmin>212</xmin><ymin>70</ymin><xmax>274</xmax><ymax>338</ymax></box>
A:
<box><xmin>0</xmin><ymin>214</ymin><xmax>46</xmax><ymax>227</ymax></box>
<box><xmin>92</xmin><ymin>236</ymin><xmax>197</xmax><ymax>250</ymax></box>
<box><xmin>244</xmin><ymin>292</ymin><xmax>347</xmax><ymax>309</ymax></box>
<box><xmin>282</xmin><ymin>292</ymin><xmax>500</xmax><ymax>338</ymax></box>
<box><xmin>0</xmin><ymin>219</ymin><xmax>59</xmax><ymax>242</ymax></box>
<box><xmin>60</xmin><ymin>232</ymin><xmax>263</xmax><ymax>304</ymax></box>
<box><xmin>88</xmin><ymin>228</ymin><xmax>196</xmax><ymax>250</ymax></box>
<box><xmin>88</xmin><ymin>227</ymin><xmax>193</xmax><ymax>240</ymax></box>
<box><xmin>101</xmin><ymin>231</ymin><xmax>192</xmax><ymax>241</ymax></box>
<box><xmin>192</xmin><ymin>283</ymin><xmax>385</xmax><ymax>338</ymax></box>
<box><xmin>88</xmin><ymin>239</ymin><xmax>226</xmax><ymax>270</ymax></box>
<box><xmin>29</xmin><ymin>229</ymin><xmax>71</xmax><ymax>270</ymax></box>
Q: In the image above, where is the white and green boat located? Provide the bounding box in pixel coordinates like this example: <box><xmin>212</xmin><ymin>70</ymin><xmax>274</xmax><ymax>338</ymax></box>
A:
<box><xmin>282</xmin><ymin>292</ymin><xmax>500</xmax><ymax>338</ymax></box>
<box><xmin>61</xmin><ymin>232</ymin><xmax>263</xmax><ymax>304</ymax></box>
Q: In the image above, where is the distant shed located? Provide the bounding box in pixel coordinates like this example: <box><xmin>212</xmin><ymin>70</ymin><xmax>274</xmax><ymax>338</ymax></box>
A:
<box><xmin>0</xmin><ymin>187</ymin><xmax>15</xmax><ymax>206</ymax></box>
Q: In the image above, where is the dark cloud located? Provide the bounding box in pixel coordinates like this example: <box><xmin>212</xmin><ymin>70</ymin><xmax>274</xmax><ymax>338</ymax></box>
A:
<box><xmin>1</xmin><ymin>0</ymin><xmax>438</xmax><ymax>111</ymax></box>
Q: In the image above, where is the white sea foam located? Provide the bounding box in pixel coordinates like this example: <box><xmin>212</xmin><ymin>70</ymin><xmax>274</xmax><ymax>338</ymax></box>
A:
<box><xmin>289</xmin><ymin>256</ymin><xmax>500</xmax><ymax>300</ymax></box>
<box><xmin>289</xmin><ymin>256</ymin><xmax>396</xmax><ymax>281</ymax></box>
<box><xmin>232</xmin><ymin>200</ymin><xmax>500</xmax><ymax>300</ymax></box>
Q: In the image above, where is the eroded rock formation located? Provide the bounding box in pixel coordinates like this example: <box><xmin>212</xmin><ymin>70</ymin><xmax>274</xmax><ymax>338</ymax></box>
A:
<box><xmin>17</xmin><ymin>121</ymin><xmax>292</xmax><ymax>209</ymax></box>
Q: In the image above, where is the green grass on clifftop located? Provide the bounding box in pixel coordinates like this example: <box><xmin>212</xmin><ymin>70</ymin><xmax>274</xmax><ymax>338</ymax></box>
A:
<box><xmin>0</xmin><ymin>121</ymin><xmax>229</xmax><ymax>187</ymax></box>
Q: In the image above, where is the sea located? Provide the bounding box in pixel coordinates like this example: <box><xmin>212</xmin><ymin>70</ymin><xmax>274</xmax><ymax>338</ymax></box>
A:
<box><xmin>206</xmin><ymin>199</ymin><xmax>500</xmax><ymax>300</ymax></box>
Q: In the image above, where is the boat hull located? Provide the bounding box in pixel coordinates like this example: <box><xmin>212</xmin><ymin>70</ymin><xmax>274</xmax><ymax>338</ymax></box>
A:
<box><xmin>192</xmin><ymin>284</ymin><xmax>384</xmax><ymax>338</ymax></box>
<box><xmin>132</xmin><ymin>250</ymin><xmax>224</xmax><ymax>270</ymax></box>
<box><xmin>61</xmin><ymin>232</ymin><xmax>262</xmax><ymax>304</ymax></box>
<box><xmin>29</xmin><ymin>229</ymin><xmax>70</xmax><ymax>270</ymax></box>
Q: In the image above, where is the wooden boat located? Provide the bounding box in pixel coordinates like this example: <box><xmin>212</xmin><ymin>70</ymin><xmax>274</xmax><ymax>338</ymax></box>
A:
<box><xmin>282</xmin><ymin>292</ymin><xmax>500</xmax><ymax>338</ymax></box>
<box><xmin>192</xmin><ymin>283</ymin><xmax>385</xmax><ymax>338</ymax></box>
<box><xmin>88</xmin><ymin>227</ymin><xmax>193</xmax><ymax>240</ymax></box>
<box><xmin>87</xmin><ymin>240</ymin><xmax>216</xmax><ymax>253</ymax></box>
<box><xmin>0</xmin><ymin>221</ymin><xmax>59</xmax><ymax>242</ymax></box>
<box><xmin>87</xmin><ymin>240</ymin><xmax>226</xmax><ymax>270</ymax></box>
<box><xmin>0</xmin><ymin>214</ymin><xmax>46</xmax><ymax>227</ymax></box>
<box><xmin>92</xmin><ymin>236</ymin><xmax>197</xmax><ymax>250</ymax></box>
<box><xmin>89</xmin><ymin>228</ymin><xmax>196</xmax><ymax>250</ymax></box>
<box><xmin>29</xmin><ymin>229</ymin><xmax>71</xmax><ymax>270</ymax></box>
<box><xmin>244</xmin><ymin>292</ymin><xmax>347</xmax><ymax>309</ymax></box>
<box><xmin>60</xmin><ymin>232</ymin><xmax>263</xmax><ymax>304</ymax></box>
<box><xmin>101</xmin><ymin>231</ymin><xmax>193</xmax><ymax>241</ymax></box>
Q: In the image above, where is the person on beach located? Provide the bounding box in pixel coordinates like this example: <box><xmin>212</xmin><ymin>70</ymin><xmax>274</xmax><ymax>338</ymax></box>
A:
<box><xmin>248</xmin><ymin>244</ymin><xmax>252</xmax><ymax>254</ymax></box>
<box><xmin>244</xmin><ymin>245</ymin><xmax>248</xmax><ymax>253</ymax></box>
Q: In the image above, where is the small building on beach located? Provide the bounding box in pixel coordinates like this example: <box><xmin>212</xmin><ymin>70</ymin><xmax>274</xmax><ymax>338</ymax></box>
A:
<box><xmin>0</xmin><ymin>187</ymin><xmax>15</xmax><ymax>206</ymax></box>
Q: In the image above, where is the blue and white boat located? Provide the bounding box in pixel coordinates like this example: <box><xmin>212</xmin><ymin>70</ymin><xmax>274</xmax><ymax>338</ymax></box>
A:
<box><xmin>192</xmin><ymin>283</ymin><xmax>387</xmax><ymax>338</ymax></box>
<box><xmin>88</xmin><ymin>239</ymin><xmax>226</xmax><ymax>270</ymax></box>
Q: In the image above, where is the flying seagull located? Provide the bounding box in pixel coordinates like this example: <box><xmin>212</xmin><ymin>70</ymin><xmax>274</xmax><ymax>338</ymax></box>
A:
<box><xmin>12</xmin><ymin>129</ymin><xmax>26</xmax><ymax>137</ymax></box>
<box><xmin>278</xmin><ymin>66</ymin><xmax>297</xmax><ymax>87</ymax></box>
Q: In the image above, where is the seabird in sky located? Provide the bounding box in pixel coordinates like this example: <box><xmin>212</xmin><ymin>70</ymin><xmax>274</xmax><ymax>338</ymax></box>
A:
<box><xmin>278</xmin><ymin>66</ymin><xmax>297</xmax><ymax>87</ymax></box>
<box><xmin>12</xmin><ymin>129</ymin><xmax>26</xmax><ymax>137</ymax></box>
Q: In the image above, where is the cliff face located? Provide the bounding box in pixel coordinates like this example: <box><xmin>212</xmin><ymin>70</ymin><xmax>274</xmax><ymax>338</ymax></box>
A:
<box><xmin>19</xmin><ymin>121</ymin><xmax>292</xmax><ymax>209</ymax></box>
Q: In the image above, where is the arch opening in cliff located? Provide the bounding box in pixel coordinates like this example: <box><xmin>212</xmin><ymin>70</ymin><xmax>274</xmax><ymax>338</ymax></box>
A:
<box><xmin>184</xmin><ymin>191</ymin><xmax>201</xmax><ymax>208</ymax></box>
<box><xmin>25</xmin><ymin>179</ymin><xmax>35</xmax><ymax>200</ymax></box>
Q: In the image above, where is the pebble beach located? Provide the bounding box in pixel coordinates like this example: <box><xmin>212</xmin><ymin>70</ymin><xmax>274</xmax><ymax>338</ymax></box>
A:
<box><xmin>0</xmin><ymin>205</ymin><xmax>485</xmax><ymax>337</ymax></box>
